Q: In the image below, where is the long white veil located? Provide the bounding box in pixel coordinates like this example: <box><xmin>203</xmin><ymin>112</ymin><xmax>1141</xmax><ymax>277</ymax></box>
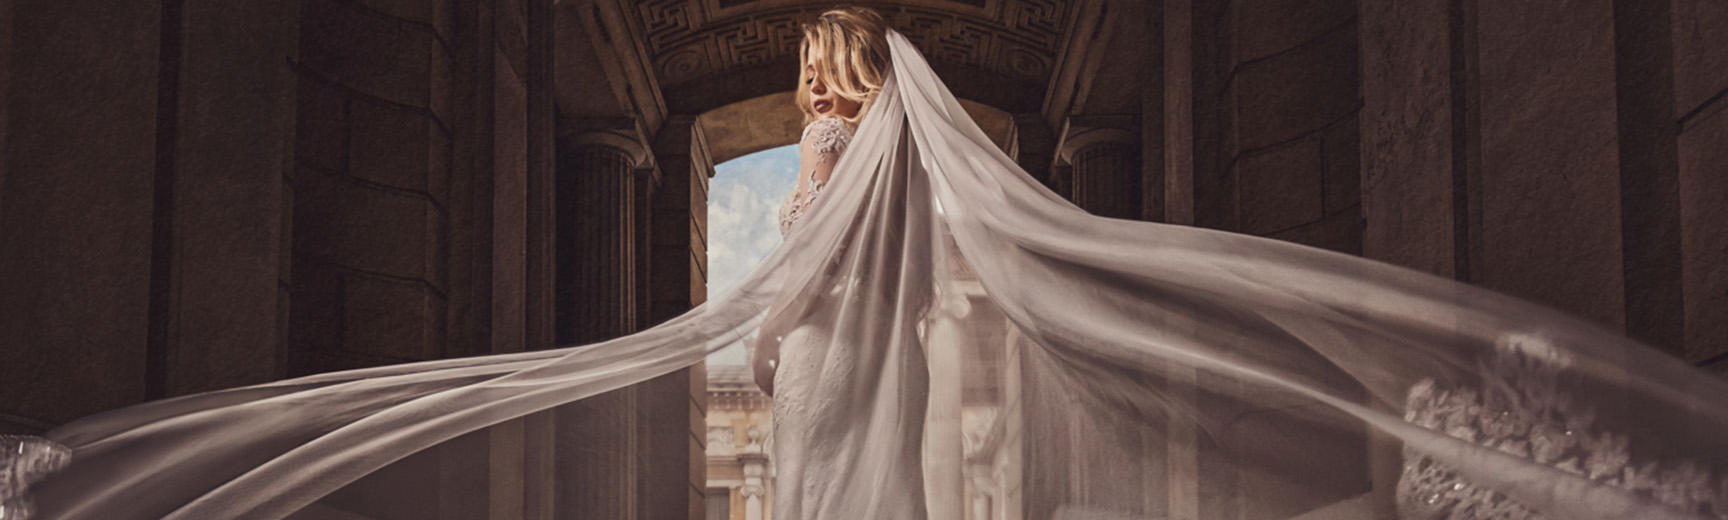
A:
<box><xmin>23</xmin><ymin>28</ymin><xmax>1728</xmax><ymax>519</ymax></box>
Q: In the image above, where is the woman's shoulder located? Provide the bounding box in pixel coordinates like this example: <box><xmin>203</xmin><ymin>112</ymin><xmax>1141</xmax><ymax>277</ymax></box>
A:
<box><xmin>801</xmin><ymin>116</ymin><xmax>856</xmax><ymax>154</ymax></box>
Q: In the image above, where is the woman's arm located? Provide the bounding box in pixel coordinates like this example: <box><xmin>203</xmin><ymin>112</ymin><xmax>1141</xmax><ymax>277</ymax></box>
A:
<box><xmin>754</xmin><ymin>119</ymin><xmax>851</xmax><ymax>396</ymax></box>
<box><xmin>798</xmin><ymin>121</ymin><xmax>846</xmax><ymax>189</ymax></box>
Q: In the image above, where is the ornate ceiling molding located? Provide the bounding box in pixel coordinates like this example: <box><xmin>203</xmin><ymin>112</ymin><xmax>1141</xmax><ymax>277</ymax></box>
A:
<box><xmin>630</xmin><ymin>0</ymin><xmax>1071</xmax><ymax>92</ymax></box>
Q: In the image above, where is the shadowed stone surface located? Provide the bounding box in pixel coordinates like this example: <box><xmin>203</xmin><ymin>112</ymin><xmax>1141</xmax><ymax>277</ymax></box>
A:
<box><xmin>1680</xmin><ymin>105</ymin><xmax>1728</xmax><ymax>363</ymax></box>
<box><xmin>1476</xmin><ymin>0</ymin><xmax>1625</xmax><ymax>330</ymax></box>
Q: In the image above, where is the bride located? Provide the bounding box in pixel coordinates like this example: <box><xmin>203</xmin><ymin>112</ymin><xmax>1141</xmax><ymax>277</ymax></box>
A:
<box><xmin>757</xmin><ymin>8</ymin><xmax>930</xmax><ymax>519</ymax></box>
<box><xmin>10</xmin><ymin>5</ymin><xmax>1728</xmax><ymax>520</ymax></box>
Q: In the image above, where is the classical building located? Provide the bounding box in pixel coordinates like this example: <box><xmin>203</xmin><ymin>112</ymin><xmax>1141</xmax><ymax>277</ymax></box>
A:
<box><xmin>705</xmin><ymin>365</ymin><xmax>777</xmax><ymax>520</ymax></box>
<box><xmin>2</xmin><ymin>0</ymin><xmax>1724</xmax><ymax>518</ymax></box>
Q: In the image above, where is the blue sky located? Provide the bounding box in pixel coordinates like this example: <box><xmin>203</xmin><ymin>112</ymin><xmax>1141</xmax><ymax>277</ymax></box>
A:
<box><xmin>706</xmin><ymin>144</ymin><xmax>800</xmax><ymax>365</ymax></box>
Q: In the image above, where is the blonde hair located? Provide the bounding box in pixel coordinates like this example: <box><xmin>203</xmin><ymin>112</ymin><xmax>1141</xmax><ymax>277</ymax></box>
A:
<box><xmin>795</xmin><ymin>6</ymin><xmax>892</xmax><ymax>127</ymax></box>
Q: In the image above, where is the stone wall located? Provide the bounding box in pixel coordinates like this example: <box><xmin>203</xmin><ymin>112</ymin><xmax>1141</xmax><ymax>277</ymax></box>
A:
<box><xmin>1358</xmin><ymin>0</ymin><xmax>1728</xmax><ymax>368</ymax></box>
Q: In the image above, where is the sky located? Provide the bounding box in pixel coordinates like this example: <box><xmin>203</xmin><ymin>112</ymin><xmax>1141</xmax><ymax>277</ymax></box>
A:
<box><xmin>705</xmin><ymin>144</ymin><xmax>801</xmax><ymax>365</ymax></box>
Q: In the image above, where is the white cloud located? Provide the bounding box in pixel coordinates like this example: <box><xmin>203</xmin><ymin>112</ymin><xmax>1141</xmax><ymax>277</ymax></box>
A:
<box><xmin>706</xmin><ymin>145</ymin><xmax>800</xmax><ymax>365</ymax></box>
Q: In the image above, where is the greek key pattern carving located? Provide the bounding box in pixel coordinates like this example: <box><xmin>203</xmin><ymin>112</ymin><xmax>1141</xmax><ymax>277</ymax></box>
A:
<box><xmin>633</xmin><ymin>0</ymin><xmax>1068</xmax><ymax>88</ymax></box>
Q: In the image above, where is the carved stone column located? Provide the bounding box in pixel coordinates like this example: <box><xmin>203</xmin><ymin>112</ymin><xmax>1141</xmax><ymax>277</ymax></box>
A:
<box><xmin>1055</xmin><ymin>115</ymin><xmax>1143</xmax><ymax>219</ymax></box>
<box><xmin>740</xmin><ymin>452</ymin><xmax>768</xmax><ymax>520</ymax></box>
<box><xmin>557</xmin><ymin>119</ymin><xmax>652</xmax><ymax>344</ymax></box>
<box><xmin>553</xmin><ymin>117</ymin><xmax>655</xmax><ymax>520</ymax></box>
<box><xmin>923</xmin><ymin>288</ymin><xmax>971</xmax><ymax>519</ymax></box>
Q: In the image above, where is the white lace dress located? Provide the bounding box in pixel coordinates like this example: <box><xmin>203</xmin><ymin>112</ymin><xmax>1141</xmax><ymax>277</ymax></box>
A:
<box><xmin>771</xmin><ymin>115</ymin><xmax>924</xmax><ymax>519</ymax></box>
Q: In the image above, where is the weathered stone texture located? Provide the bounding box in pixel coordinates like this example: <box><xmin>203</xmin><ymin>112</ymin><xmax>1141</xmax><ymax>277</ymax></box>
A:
<box><xmin>1232</xmin><ymin>0</ymin><xmax>1356</xmax><ymax>62</ymax></box>
<box><xmin>1475</xmin><ymin>0</ymin><xmax>1625</xmax><ymax>329</ymax></box>
<box><xmin>1230</xmin><ymin>23</ymin><xmax>1359</xmax><ymax>152</ymax></box>
<box><xmin>1</xmin><ymin>0</ymin><xmax>159</xmax><ymax>424</ymax></box>
<box><xmin>1680</xmin><ymin>105</ymin><xmax>1728</xmax><ymax>363</ymax></box>
<box><xmin>1673</xmin><ymin>0</ymin><xmax>1728</xmax><ymax>117</ymax></box>
<box><xmin>1358</xmin><ymin>0</ymin><xmax>1459</xmax><ymax>278</ymax></box>
<box><xmin>1236</xmin><ymin>137</ymin><xmax>1323</xmax><ymax>235</ymax></box>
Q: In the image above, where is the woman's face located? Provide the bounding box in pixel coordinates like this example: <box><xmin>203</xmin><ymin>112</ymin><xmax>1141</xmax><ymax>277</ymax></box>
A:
<box><xmin>806</xmin><ymin>57</ymin><xmax>862</xmax><ymax>119</ymax></box>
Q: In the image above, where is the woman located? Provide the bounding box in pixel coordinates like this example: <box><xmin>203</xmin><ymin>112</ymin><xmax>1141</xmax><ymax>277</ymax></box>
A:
<box><xmin>752</xmin><ymin>9</ymin><xmax>933</xmax><ymax>519</ymax></box>
<box><xmin>13</xmin><ymin>5</ymin><xmax>1728</xmax><ymax>520</ymax></box>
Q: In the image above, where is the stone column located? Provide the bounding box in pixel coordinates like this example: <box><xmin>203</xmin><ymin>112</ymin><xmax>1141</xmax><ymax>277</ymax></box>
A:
<box><xmin>522</xmin><ymin>0</ymin><xmax>559</xmax><ymax>517</ymax></box>
<box><xmin>1163</xmin><ymin>0</ymin><xmax>1203</xmax><ymax>508</ymax></box>
<box><xmin>1359</xmin><ymin>0</ymin><xmax>1470</xmax><ymax>280</ymax></box>
<box><xmin>1475</xmin><ymin>0</ymin><xmax>1626</xmax><ymax>329</ymax></box>
<box><xmin>1358</xmin><ymin>2</ymin><xmax>1474</xmax><ymax>515</ymax></box>
<box><xmin>556</xmin><ymin>119</ymin><xmax>652</xmax><ymax>344</ymax></box>
<box><xmin>1055</xmin><ymin>114</ymin><xmax>1142</xmax><ymax>219</ymax></box>
<box><xmin>740</xmin><ymin>452</ymin><xmax>768</xmax><ymax>520</ymax></box>
<box><xmin>554</xmin><ymin>118</ymin><xmax>655</xmax><ymax>520</ymax></box>
<box><xmin>642</xmin><ymin>114</ymin><xmax>713</xmax><ymax>520</ymax></box>
<box><xmin>1675</xmin><ymin>0</ymin><xmax>1728</xmax><ymax>370</ymax></box>
<box><xmin>923</xmin><ymin>289</ymin><xmax>970</xmax><ymax>519</ymax></box>
<box><xmin>1011</xmin><ymin>113</ymin><xmax>1059</xmax><ymax>188</ymax></box>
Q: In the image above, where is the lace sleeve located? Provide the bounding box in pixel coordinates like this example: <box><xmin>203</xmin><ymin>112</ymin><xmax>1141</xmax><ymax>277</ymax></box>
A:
<box><xmin>802</xmin><ymin>116</ymin><xmax>854</xmax><ymax>156</ymax></box>
<box><xmin>799</xmin><ymin>117</ymin><xmax>853</xmax><ymax>187</ymax></box>
<box><xmin>777</xmin><ymin>117</ymin><xmax>856</xmax><ymax>235</ymax></box>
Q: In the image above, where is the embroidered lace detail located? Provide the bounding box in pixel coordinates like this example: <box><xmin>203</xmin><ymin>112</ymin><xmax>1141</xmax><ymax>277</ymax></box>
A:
<box><xmin>1397</xmin><ymin>334</ymin><xmax>1728</xmax><ymax>519</ymax></box>
<box><xmin>777</xmin><ymin>178</ymin><xmax>828</xmax><ymax>236</ymax></box>
<box><xmin>0</xmin><ymin>435</ymin><xmax>72</xmax><ymax>520</ymax></box>
<box><xmin>802</xmin><ymin>116</ymin><xmax>853</xmax><ymax>155</ymax></box>
<box><xmin>777</xmin><ymin>117</ymin><xmax>855</xmax><ymax>235</ymax></box>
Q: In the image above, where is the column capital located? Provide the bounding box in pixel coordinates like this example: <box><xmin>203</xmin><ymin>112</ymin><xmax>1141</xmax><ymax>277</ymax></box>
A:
<box><xmin>740</xmin><ymin>483</ymin><xmax>765</xmax><ymax>498</ymax></box>
<box><xmin>654</xmin><ymin>114</ymin><xmax>715</xmax><ymax>179</ymax></box>
<box><xmin>558</xmin><ymin>115</ymin><xmax>657</xmax><ymax>171</ymax></box>
<box><xmin>1053</xmin><ymin>113</ymin><xmax>1140</xmax><ymax>166</ymax></box>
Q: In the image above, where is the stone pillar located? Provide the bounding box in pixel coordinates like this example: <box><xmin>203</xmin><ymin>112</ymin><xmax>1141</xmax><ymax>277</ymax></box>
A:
<box><xmin>1055</xmin><ymin>114</ymin><xmax>1142</xmax><ymax>219</ymax></box>
<box><xmin>1359</xmin><ymin>0</ymin><xmax>1470</xmax><ymax>279</ymax></box>
<box><xmin>522</xmin><ymin>0</ymin><xmax>560</xmax><ymax>517</ymax></box>
<box><xmin>290</xmin><ymin>0</ymin><xmax>482</xmax><ymax>516</ymax></box>
<box><xmin>0</xmin><ymin>0</ymin><xmax>299</xmax><ymax>436</ymax></box>
<box><xmin>641</xmin><ymin>114</ymin><xmax>713</xmax><ymax>520</ymax></box>
<box><xmin>1139</xmin><ymin>0</ymin><xmax>1166</xmax><ymax>225</ymax></box>
<box><xmin>0</xmin><ymin>0</ymin><xmax>299</xmax><ymax>426</ymax></box>
<box><xmin>741</xmin><ymin>452</ymin><xmax>768</xmax><ymax>520</ymax></box>
<box><xmin>923</xmin><ymin>290</ymin><xmax>970</xmax><ymax>519</ymax></box>
<box><xmin>1672</xmin><ymin>0</ymin><xmax>1728</xmax><ymax>370</ymax></box>
<box><xmin>156</xmin><ymin>0</ymin><xmax>300</xmax><ymax>397</ymax></box>
<box><xmin>554</xmin><ymin>118</ymin><xmax>654</xmax><ymax>520</ymax></box>
<box><xmin>1160</xmin><ymin>0</ymin><xmax>1234</xmax><ymax>518</ymax></box>
<box><xmin>0</xmin><ymin>0</ymin><xmax>159</xmax><ymax>426</ymax></box>
<box><xmin>999</xmin><ymin>326</ymin><xmax>1026</xmax><ymax>520</ymax></box>
<box><xmin>1011</xmin><ymin>113</ymin><xmax>1059</xmax><ymax>188</ymax></box>
<box><xmin>556</xmin><ymin>121</ymin><xmax>650</xmax><ymax>344</ymax></box>
<box><xmin>1476</xmin><ymin>0</ymin><xmax>1626</xmax><ymax>329</ymax></box>
<box><xmin>1358</xmin><ymin>2</ymin><xmax>1477</xmax><ymax>513</ymax></box>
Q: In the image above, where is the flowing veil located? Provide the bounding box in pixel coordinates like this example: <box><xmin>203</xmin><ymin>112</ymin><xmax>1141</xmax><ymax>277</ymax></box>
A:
<box><xmin>22</xmin><ymin>28</ymin><xmax>1728</xmax><ymax>520</ymax></box>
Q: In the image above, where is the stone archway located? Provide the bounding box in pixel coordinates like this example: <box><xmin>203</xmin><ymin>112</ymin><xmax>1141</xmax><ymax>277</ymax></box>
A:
<box><xmin>699</xmin><ymin>91</ymin><xmax>1020</xmax><ymax>166</ymax></box>
<box><xmin>549</xmin><ymin>2</ymin><xmax>1151</xmax><ymax>519</ymax></box>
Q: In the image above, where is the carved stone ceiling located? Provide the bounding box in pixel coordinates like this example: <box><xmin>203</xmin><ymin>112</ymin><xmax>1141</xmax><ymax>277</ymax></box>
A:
<box><xmin>628</xmin><ymin>0</ymin><xmax>1074</xmax><ymax>113</ymax></box>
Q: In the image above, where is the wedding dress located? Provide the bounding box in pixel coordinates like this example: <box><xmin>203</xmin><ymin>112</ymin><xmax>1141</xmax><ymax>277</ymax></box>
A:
<box><xmin>8</xmin><ymin>28</ymin><xmax>1728</xmax><ymax>520</ymax></box>
<box><xmin>768</xmin><ymin>115</ymin><xmax>931</xmax><ymax>520</ymax></box>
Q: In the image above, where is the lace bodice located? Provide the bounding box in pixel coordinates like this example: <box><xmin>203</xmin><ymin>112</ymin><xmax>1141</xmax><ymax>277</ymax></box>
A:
<box><xmin>1397</xmin><ymin>334</ymin><xmax>1727</xmax><ymax>519</ymax></box>
<box><xmin>777</xmin><ymin>117</ymin><xmax>855</xmax><ymax>235</ymax></box>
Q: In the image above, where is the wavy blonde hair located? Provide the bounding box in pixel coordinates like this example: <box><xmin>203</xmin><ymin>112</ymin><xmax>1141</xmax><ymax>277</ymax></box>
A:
<box><xmin>795</xmin><ymin>6</ymin><xmax>892</xmax><ymax>127</ymax></box>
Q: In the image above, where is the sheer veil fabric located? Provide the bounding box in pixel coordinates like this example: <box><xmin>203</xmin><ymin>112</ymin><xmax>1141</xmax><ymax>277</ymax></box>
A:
<box><xmin>22</xmin><ymin>28</ymin><xmax>1728</xmax><ymax>519</ymax></box>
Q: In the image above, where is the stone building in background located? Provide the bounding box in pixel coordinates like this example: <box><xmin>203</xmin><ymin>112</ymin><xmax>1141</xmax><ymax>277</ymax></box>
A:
<box><xmin>1</xmin><ymin>0</ymin><xmax>1724</xmax><ymax>518</ymax></box>
<box><xmin>705</xmin><ymin>365</ymin><xmax>776</xmax><ymax>520</ymax></box>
